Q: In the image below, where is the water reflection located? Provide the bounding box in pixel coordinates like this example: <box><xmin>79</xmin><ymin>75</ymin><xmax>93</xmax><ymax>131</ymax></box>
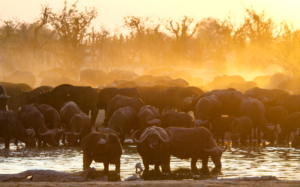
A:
<box><xmin>1</xmin><ymin>140</ymin><xmax>300</xmax><ymax>180</ymax></box>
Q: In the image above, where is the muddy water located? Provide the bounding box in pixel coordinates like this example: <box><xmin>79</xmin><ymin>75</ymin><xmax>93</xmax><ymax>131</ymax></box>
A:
<box><xmin>1</xmin><ymin>141</ymin><xmax>300</xmax><ymax>181</ymax></box>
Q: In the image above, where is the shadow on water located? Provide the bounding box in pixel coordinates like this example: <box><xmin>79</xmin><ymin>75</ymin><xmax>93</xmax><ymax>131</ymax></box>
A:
<box><xmin>1</xmin><ymin>140</ymin><xmax>300</xmax><ymax>180</ymax></box>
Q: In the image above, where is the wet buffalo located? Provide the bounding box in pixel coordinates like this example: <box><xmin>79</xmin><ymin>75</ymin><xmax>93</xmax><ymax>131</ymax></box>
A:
<box><xmin>265</xmin><ymin>106</ymin><xmax>288</xmax><ymax>128</ymax></box>
<box><xmin>160</xmin><ymin>110</ymin><xmax>209</xmax><ymax>129</ymax></box>
<box><xmin>212</xmin><ymin>116</ymin><xmax>236</xmax><ymax>145</ymax></box>
<box><xmin>200</xmin><ymin>89</ymin><xmax>245</xmax><ymax>116</ymax></box>
<box><xmin>36</xmin><ymin>84</ymin><xmax>98</xmax><ymax>125</ymax></box>
<box><xmin>162</xmin><ymin>86</ymin><xmax>203</xmax><ymax>113</ymax></box>
<box><xmin>60</xmin><ymin>102</ymin><xmax>82</xmax><ymax>144</ymax></box>
<box><xmin>230</xmin><ymin>116</ymin><xmax>253</xmax><ymax>147</ymax></box>
<box><xmin>82</xmin><ymin>132</ymin><xmax>122</xmax><ymax>173</ymax></box>
<box><xmin>36</xmin><ymin>104</ymin><xmax>64</xmax><ymax>144</ymax></box>
<box><xmin>0</xmin><ymin>84</ymin><xmax>12</xmax><ymax>111</ymax></box>
<box><xmin>136</xmin><ymin>85</ymin><xmax>169</xmax><ymax>113</ymax></box>
<box><xmin>17</xmin><ymin>105</ymin><xmax>59</xmax><ymax>147</ymax></box>
<box><xmin>64</xmin><ymin>113</ymin><xmax>91</xmax><ymax>146</ymax></box>
<box><xmin>0</xmin><ymin>110</ymin><xmax>36</xmax><ymax>149</ymax></box>
<box><xmin>132</xmin><ymin>126</ymin><xmax>173</xmax><ymax>173</ymax></box>
<box><xmin>239</xmin><ymin>97</ymin><xmax>275</xmax><ymax>145</ymax></box>
<box><xmin>104</xmin><ymin>95</ymin><xmax>145</xmax><ymax>126</ymax></box>
<box><xmin>97</xmin><ymin>87</ymin><xmax>142</xmax><ymax>111</ymax></box>
<box><xmin>278</xmin><ymin>112</ymin><xmax>300</xmax><ymax>144</ymax></box>
<box><xmin>22</xmin><ymin>86</ymin><xmax>53</xmax><ymax>105</ymax></box>
<box><xmin>1</xmin><ymin>82</ymin><xmax>32</xmax><ymax>112</ymax></box>
<box><xmin>105</xmin><ymin>106</ymin><xmax>140</xmax><ymax>143</ymax></box>
<box><xmin>138</xmin><ymin>105</ymin><xmax>161</xmax><ymax>128</ymax></box>
<box><xmin>194</xmin><ymin>95</ymin><xmax>222</xmax><ymax>130</ymax></box>
<box><xmin>166</xmin><ymin>127</ymin><xmax>227</xmax><ymax>173</ymax></box>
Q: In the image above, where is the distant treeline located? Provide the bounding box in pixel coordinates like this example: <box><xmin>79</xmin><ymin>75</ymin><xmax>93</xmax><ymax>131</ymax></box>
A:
<box><xmin>0</xmin><ymin>1</ymin><xmax>299</xmax><ymax>76</ymax></box>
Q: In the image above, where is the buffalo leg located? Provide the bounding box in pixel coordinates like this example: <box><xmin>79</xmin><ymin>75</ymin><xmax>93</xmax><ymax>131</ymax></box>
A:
<box><xmin>143</xmin><ymin>160</ymin><xmax>150</xmax><ymax>172</ymax></box>
<box><xmin>14</xmin><ymin>139</ymin><xmax>18</xmax><ymax>146</ymax></box>
<box><xmin>104</xmin><ymin>162</ymin><xmax>109</xmax><ymax>174</ymax></box>
<box><xmin>115</xmin><ymin>157</ymin><xmax>121</xmax><ymax>173</ymax></box>
<box><xmin>257</xmin><ymin>128</ymin><xmax>261</xmax><ymax>146</ymax></box>
<box><xmin>162</xmin><ymin>155</ymin><xmax>171</xmax><ymax>173</ymax></box>
<box><xmin>154</xmin><ymin>164</ymin><xmax>160</xmax><ymax>173</ymax></box>
<box><xmin>91</xmin><ymin>108</ymin><xmax>98</xmax><ymax>125</ymax></box>
<box><xmin>201</xmin><ymin>157</ymin><xmax>209</xmax><ymax>173</ymax></box>
<box><xmin>4</xmin><ymin>137</ymin><xmax>10</xmax><ymax>149</ymax></box>
<box><xmin>83</xmin><ymin>153</ymin><xmax>93</xmax><ymax>170</ymax></box>
<box><xmin>191</xmin><ymin>157</ymin><xmax>198</xmax><ymax>172</ymax></box>
<box><xmin>222</xmin><ymin>132</ymin><xmax>225</xmax><ymax>146</ymax></box>
<box><xmin>287</xmin><ymin>132</ymin><xmax>291</xmax><ymax>146</ymax></box>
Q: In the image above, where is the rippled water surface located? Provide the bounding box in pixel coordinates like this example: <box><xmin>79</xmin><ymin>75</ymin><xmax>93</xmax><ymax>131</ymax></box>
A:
<box><xmin>1</xmin><ymin>140</ymin><xmax>300</xmax><ymax>181</ymax></box>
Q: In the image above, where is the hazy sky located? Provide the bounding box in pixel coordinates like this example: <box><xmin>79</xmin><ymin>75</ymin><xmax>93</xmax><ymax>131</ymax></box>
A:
<box><xmin>0</xmin><ymin>0</ymin><xmax>299</xmax><ymax>33</ymax></box>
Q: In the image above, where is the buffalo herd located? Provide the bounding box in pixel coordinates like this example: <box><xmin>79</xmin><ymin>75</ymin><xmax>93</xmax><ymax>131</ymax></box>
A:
<box><xmin>1</xmin><ymin>69</ymin><xmax>300</xmax><ymax>175</ymax></box>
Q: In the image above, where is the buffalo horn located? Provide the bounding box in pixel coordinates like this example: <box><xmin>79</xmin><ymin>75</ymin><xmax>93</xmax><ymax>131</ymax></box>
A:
<box><xmin>131</xmin><ymin>130</ymin><xmax>144</xmax><ymax>144</ymax></box>
<box><xmin>73</xmin><ymin>128</ymin><xmax>82</xmax><ymax>136</ymax></box>
<box><xmin>157</xmin><ymin>129</ymin><xmax>173</xmax><ymax>143</ymax></box>
<box><xmin>103</xmin><ymin>128</ymin><xmax>120</xmax><ymax>136</ymax></box>
<box><xmin>38</xmin><ymin>128</ymin><xmax>53</xmax><ymax>136</ymax></box>
<box><xmin>221</xmin><ymin>143</ymin><xmax>228</xmax><ymax>152</ymax></box>
<box><xmin>63</xmin><ymin>128</ymin><xmax>70</xmax><ymax>135</ymax></box>
<box><xmin>146</xmin><ymin>119</ymin><xmax>161</xmax><ymax>126</ymax></box>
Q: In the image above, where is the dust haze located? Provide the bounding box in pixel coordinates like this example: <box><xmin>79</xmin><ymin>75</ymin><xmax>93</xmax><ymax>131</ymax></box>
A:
<box><xmin>0</xmin><ymin>1</ymin><xmax>298</xmax><ymax>93</ymax></box>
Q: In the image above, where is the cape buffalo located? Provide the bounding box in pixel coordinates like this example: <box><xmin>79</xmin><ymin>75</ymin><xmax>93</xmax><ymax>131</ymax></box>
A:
<box><xmin>212</xmin><ymin>116</ymin><xmax>236</xmax><ymax>145</ymax></box>
<box><xmin>162</xmin><ymin>86</ymin><xmax>203</xmax><ymax>113</ymax></box>
<box><xmin>0</xmin><ymin>84</ymin><xmax>12</xmax><ymax>111</ymax></box>
<box><xmin>132</xmin><ymin>126</ymin><xmax>173</xmax><ymax>173</ymax></box>
<box><xmin>230</xmin><ymin>116</ymin><xmax>253</xmax><ymax>147</ymax></box>
<box><xmin>64</xmin><ymin>113</ymin><xmax>91</xmax><ymax>146</ymax></box>
<box><xmin>160</xmin><ymin>110</ymin><xmax>209</xmax><ymax>129</ymax></box>
<box><xmin>103</xmin><ymin>95</ymin><xmax>145</xmax><ymax>126</ymax></box>
<box><xmin>36</xmin><ymin>104</ymin><xmax>64</xmax><ymax>144</ymax></box>
<box><xmin>138</xmin><ymin>105</ymin><xmax>161</xmax><ymax>128</ymax></box>
<box><xmin>60</xmin><ymin>101</ymin><xmax>82</xmax><ymax>144</ymax></box>
<box><xmin>105</xmin><ymin>106</ymin><xmax>140</xmax><ymax>143</ymax></box>
<box><xmin>82</xmin><ymin>132</ymin><xmax>122</xmax><ymax>173</ymax></box>
<box><xmin>239</xmin><ymin>97</ymin><xmax>275</xmax><ymax>145</ymax></box>
<box><xmin>166</xmin><ymin>127</ymin><xmax>227</xmax><ymax>173</ymax></box>
<box><xmin>194</xmin><ymin>95</ymin><xmax>222</xmax><ymax>130</ymax></box>
<box><xmin>199</xmin><ymin>89</ymin><xmax>245</xmax><ymax>116</ymax></box>
<box><xmin>17</xmin><ymin>105</ymin><xmax>59</xmax><ymax>147</ymax></box>
<box><xmin>278</xmin><ymin>112</ymin><xmax>300</xmax><ymax>144</ymax></box>
<box><xmin>136</xmin><ymin>85</ymin><xmax>169</xmax><ymax>113</ymax></box>
<box><xmin>1</xmin><ymin>82</ymin><xmax>32</xmax><ymax>112</ymax></box>
<box><xmin>36</xmin><ymin>84</ymin><xmax>98</xmax><ymax>125</ymax></box>
<box><xmin>0</xmin><ymin>110</ymin><xmax>36</xmax><ymax>149</ymax></box>
<box><xmin>97</xmin><ymin>87</ymin><xmax>142</xmax><ymax>111</ymax></box>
